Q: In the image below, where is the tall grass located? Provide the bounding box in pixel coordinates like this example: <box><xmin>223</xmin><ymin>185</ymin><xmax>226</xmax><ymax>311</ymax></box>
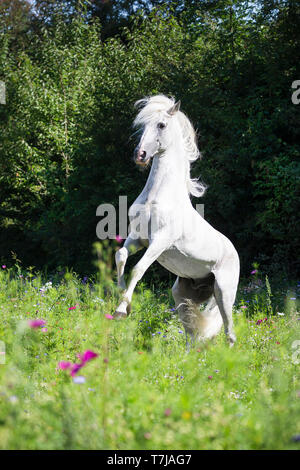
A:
<box><xmin>0</xmin><ymin>251</ymin><xmax>299</xmax><ymax>449</ymax></box>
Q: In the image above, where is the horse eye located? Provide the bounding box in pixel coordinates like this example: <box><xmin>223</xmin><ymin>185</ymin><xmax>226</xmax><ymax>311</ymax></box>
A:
<box><xmin>158</xmin><ymin>122</ymin><xmax>166</xmax><ymax>130</ymax></box>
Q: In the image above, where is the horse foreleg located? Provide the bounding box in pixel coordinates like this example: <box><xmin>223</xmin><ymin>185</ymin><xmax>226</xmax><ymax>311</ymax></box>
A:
<box><xmin>115</xmin><ymin>235</ymin><xmax>143</xmax><ymax>290</ymax></box>
<box><xmin>114</xmin><ymin>237</ymin><xmax>168</xmax><ymax>318</ymax></box>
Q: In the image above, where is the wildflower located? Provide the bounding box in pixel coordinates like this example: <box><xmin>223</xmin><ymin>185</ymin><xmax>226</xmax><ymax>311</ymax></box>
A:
<box><xmin>58</xmin><ymin>361</ymin><xmax>72</xmax><ymax>370</ymax></box>
<box><xmin>164</xmin><ymin>408</ymin><xmax>172</xmax><ymax>416</ymax></box>
<box><xmin>144</xmin><ymin>432</ymin><xmax>151</xmax><ymax>440</ymax></box>
<box><xmin>105</xmin><ymin>314</ymin><xmax>114</xmax><ymax>320</ymax></box>
<box><xmin>79</xmin><ymin>350</ymin><xmax>98</xmax><ymax>362</ymax></box>
<box><xmin>208</xmin><ymin>375</ymin><xmax>213</xmax><ymax>380</ymax></box>
<box><xmin>290</xmin><ymin>298</ymin><xmax>296</xmax><ymax>300</ymax></box>
<box><xmin>138</xmin><ymin>351</ymin><xmax>143</xmax><ymax>355</ymax></box>
<box><xmin>103</xmin><ymin>357</ymin><xmax>109</xmax><ymax>364</ymax></box>
<box><xmin>28</xmin><ymin>319</ymin><xmax>46</xmax><ymax>329</ymax></box>
<box><xmin>41</xmin><ymin>327</ymin><xmax>48</xmax><ymax>333</ymax></box>
<box><xmin>2</xmin><ymin>265</ymin><xmax>6</xmax><ymax>269</ymax></box>
<box><xmin>115</xmin><ymin>235</ymin><xmax>123</xmax><ymax>243</ymax></box>
<box><xmin>70</xmin><ymin>363</ymin><xmax>83</xmax><ymax>377</ymax></box>
<box><xmin>73</xmin><ymin>376</ymin><xmax>86</xmax><ymax>384</ymax></box>
<box><xmin>251</xmin><ymin>269</ymin><xmax>258</xmax><ymax>274</ymax></box>
<box><xmin>277</xmin><ymin>312</ymin><xmax>285</xmax><ymax>316</ymax></box>
<box><xmin>182</xmin><ymin>411</ymin><xmax>192</xmax><ymax>420</ymax></box>
<box><xmin>68</xmin><ymin>306</ymin><xmax>77</xmax><ymax>311</ymax></box>
<box><xmin>241</xmin><ymin>306</ymin><xmax>247</xmax><ymax>309</ymax></box>
<box><xmin>276</xmin><ymin>341</ymin><xmax>280</xmax><ymax>345</ymax></box>
<box><xmin>291</xmin><ymin>435</ymin><xmax>300</xmax><ymax>442</ymax></box>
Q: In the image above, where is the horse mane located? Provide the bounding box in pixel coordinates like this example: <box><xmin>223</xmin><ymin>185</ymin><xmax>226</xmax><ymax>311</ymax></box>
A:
<box><xmin>134</xmin><ymin>95</ymin><xmax>206</xmax><ymax>197</ymax></box>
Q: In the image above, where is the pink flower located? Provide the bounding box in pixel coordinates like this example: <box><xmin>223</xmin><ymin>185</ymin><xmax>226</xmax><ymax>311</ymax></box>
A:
<box><xmin>58</xmin><ymin>361</ymin><xmax>72</xmax><ymax>370</ymax></box>
<box><xmin>115</xmin><ymin>235</ymin><xmax>123</xmax><ymax>243</ymax></box>
<box><xmin>79</xmin><ymin>350</ymin><xmax>98</xmax><ymax>363</ymax></box>
<box><xmin>28</xmin><ymin>319</ymin><xmax>46</xmax><ymax>329</ymax></box>
<box><xmin>241</xmin><ymin>306</ymin><xmax>247</xmax><ymax>309</ymax></box>
<box><xmin>251</xmin><ymin>269</ymin><xmax>258</xmax><ymax>274</ymax></box>
<box><xmin>60</xmin><ymin>349</ymin><xmax>99</xmax><ymax>377</ymax></box>
<box><xmin>41</xmin><ymin>327</ymin><xmax>48</xmax><ymax>333</ymax></box>
<box><xmin>105</xmin><ymin>314</ymin><xmax>114</xmax><ymax>320</ymax></box>
<box><xmin>68</xmin><ymin>306</ymin><xmax>76</xmax><ymax>310</ymax></box>
<box><xmin>2</xmin><ymin>265</ymin><xmax>6</xmax><ymax>269</ymax></box>
<box><xmin>164</xmin><ymin>408</ymin><xmax>172</xmax><ymax>416</ymax></box>
<box><xmin>208</xmin><ymin>375</ymin><xmax>213</xmax><ymax>380</ymax></box>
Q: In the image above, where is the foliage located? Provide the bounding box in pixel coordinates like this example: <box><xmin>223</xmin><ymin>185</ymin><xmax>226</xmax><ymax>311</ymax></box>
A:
<box><xmin>0</xmin><ymin>1</ymin><xmax>299</xmax><ymax>277</ymax></box>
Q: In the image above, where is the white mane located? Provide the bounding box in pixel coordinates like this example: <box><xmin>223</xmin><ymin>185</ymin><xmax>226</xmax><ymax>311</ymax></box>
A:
<box><xmin>134</xmin><ymin>95</ymin><xmax>206</xmax><ymax>197</ymax></box>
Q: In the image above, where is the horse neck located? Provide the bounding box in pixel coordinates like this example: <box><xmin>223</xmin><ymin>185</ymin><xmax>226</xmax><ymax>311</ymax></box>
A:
<box><xmin>143</xmin><ymin>142</ymin><xmax>189</xmax><ymax>200</ymax></box>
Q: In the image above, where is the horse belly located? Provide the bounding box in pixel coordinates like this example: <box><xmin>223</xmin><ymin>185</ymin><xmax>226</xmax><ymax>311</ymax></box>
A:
<box><xmin>157</xmin><ymin>248</ymin><xmax>214</xmax><ymax>279</ymax></box>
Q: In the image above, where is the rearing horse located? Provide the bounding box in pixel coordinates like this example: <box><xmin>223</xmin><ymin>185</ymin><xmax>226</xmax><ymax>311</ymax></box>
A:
<box><xmin>115</xmin><ymin>95</ymin><xmax>240</xmax><ymax>346</ymax></box>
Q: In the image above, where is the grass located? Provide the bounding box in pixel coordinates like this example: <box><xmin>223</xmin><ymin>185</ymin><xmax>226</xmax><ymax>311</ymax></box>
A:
<box><xmin>0</xmin><ymin>253</ymin><xmax>299</xmax><ymax>450</ymax></box>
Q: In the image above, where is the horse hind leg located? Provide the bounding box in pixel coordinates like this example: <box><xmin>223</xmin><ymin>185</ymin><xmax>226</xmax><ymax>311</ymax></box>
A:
<box><xmin>213</xmin><ymin>259</ymin><xmax>240</xmax><ymax>346</ymax></box>
<box><xmin>172</xmin><ymin>276</ymin><xmax>221</xmax><ymax>348</ymax></box>
<box><xmin>172</xmin><ymin>278</ymin><xmax>196</xmax><ymax>349</ymax></box>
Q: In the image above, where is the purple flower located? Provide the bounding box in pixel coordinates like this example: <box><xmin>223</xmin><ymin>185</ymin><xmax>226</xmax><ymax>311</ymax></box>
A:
<box><xmin>251</xmin><ymin>269</ymin><xmax>258</xmax><ymax>274</ymax></box>
<box><xmin>70</xmin><ymin>363</ymin><xmax>83</xmax><ymax>377</ymax></box>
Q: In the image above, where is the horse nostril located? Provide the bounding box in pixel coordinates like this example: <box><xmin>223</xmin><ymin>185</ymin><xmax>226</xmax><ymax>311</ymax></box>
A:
<box><xmin>140</xmin><ymin>150</ymin><xmax>146</xmax><ymax>160</ymax></box>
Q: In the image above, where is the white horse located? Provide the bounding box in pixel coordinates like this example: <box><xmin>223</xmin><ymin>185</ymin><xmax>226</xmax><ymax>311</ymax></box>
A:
<box><xmin>115</xmin><ymin>95</ymin><xmax>240</xmax><ymax>346</ymax></box>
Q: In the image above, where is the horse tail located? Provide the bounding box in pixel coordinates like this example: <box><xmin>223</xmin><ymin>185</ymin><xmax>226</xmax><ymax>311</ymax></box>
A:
<box><xmin>183</xmin><ymin>297</ymin><xmax>223</xmax><ymax>341</ymax></box>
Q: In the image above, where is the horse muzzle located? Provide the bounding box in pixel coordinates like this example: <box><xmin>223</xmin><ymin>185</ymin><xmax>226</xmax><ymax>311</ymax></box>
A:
<box><xmin>135</xmin><ymin>149</ymin><xmax>151</xmax><ymax>166</ymax></box>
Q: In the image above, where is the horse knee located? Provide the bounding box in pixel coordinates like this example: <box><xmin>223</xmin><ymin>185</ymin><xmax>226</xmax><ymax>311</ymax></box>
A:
<box><xmin>115</xmin><ymin>247</ymin><xmax>127</xmax><ymax>267</ymax></box>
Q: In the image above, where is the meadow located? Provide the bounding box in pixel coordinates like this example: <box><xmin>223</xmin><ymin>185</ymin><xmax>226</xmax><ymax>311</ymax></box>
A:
<box><xmin>0</xmin><ymin>245</ymin><xmax>299</xmax><ymax>450</ymax></box>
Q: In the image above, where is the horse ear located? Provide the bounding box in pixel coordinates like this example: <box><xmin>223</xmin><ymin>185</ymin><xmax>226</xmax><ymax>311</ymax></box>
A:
<box><xmin>167</xmin><ymin>100</ymin><xmax>181</xmax><ymax>116</ymax></box>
